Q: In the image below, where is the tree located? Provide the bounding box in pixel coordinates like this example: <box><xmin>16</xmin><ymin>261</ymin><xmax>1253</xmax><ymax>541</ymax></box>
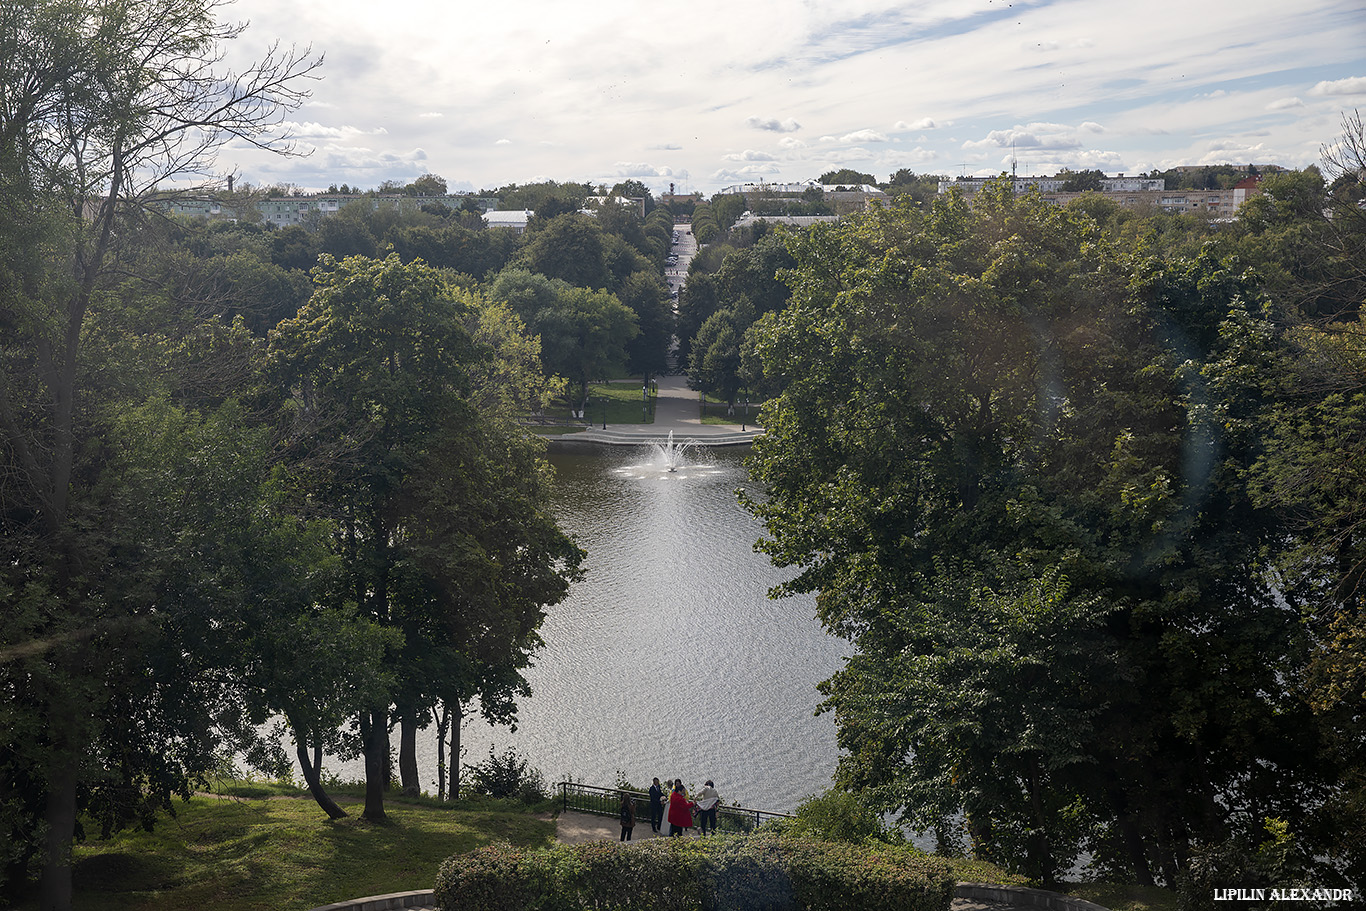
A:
<box><xmin>744</xmin><ymin>189</ymin><xmax>1339</xmax><ymax>885</ymax></box>
<box><xmin>688</xmin><ymin>307</ymin><xmax>749</xmax><ymax>410</ymax></box>
<box><xmin>885</xmin><ymin>169</ymin><xmax>944</xmax><ymax>206</ymax></box>
<box><xmin>407</xmin><ymin>173</ymin><xmax>448</xmax><ymax>197</ymax></box>
<box><xmin>617</xmin><ymin>270</ymin><xmax>674</xmax><ymax>383</ymax></box>
<box><xmin>516</xmin><ymin>213</ymin><xmax>611</xmax><ymax>289</ymax></box>
<box><xmin>0</xmin><ymin>2</ymin><xmax>318</xmax><ymax>905</ymax></box>
<box><xmin>818</xmin><ymin>169</ymin><xmax>877</xmax><ymax>187</ymax></box>
<box><xmin>1056</xmin><ymin>168</ymin><xmax>1104</xmax><ymax>192</ymax></box>
<box><xmin>487</xmin><ymin>268</ymin><xmax>638</xmax><ymax>409</ymax></box>
<box><xmin>268</xmin><ymin>254</ymin><xmax>582</xmax><ymax>821</ymax></box>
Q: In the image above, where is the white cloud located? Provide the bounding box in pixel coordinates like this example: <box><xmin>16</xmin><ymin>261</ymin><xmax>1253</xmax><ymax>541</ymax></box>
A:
<box><xmin>745</xmin><ymin>116</ymin><xmax>802</xmax><ymax>133</ymax></box>
<box><xmin>279</xmin><ymin>121</ymin><xmax>390</xmax><ymax>141</ymax></box>
<box><xmin>1310</xmin><ymin>76</ymin><xmax>1366</xmax><ymax>96</ymax></box>
<box><xmin>723</xmin><ymin>150</ymin><xmax>779</xmax><ymax>162</ymax></box>
<box><xmin>613</xmin><ymin>162</ymin><xmax>675</xmax><ymax>177</ymax></box>
<box><xmin>839</xmin><ymin>129</ymin><xmax>889</xmax><ymax>143</ymax></box>
<box><xmin>221</xmin><ymin>0</ymin><xmax>1365</xmax><ymax>193</ymax></box>
<box><xmin>963</xmin><ymin>122</ymin><xmax>1102</xmax><ymax>153</ymax></box>
<box><xmin>711</xmin><ymin>163</ymin><xmax>782</xmax><ymax>181</ymax></box>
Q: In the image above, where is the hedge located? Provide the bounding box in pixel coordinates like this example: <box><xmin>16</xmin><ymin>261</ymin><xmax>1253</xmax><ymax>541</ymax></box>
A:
<box><xmin>433</xmin><ymin>832</ymin><xmax>955</xmax><ymax>911</ymax></box>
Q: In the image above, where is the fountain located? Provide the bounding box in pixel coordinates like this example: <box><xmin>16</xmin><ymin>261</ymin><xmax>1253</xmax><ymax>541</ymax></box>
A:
<box><xmin>611</xmin><ymin>430</ymin><xmax>720</xmax><ymax>481</ymax></box>
<box><xmin>654</xmin><ymin>430</ymin><xmax>692</xmax><ymax>472</ymax></box>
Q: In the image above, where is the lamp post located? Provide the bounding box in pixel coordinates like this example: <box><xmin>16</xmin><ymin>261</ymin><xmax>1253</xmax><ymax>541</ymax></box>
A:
<box><xmin>601</xmin><ymin>396</ymin><xmax>607</xmax><ymax>430</ymax></box>
<box><xmin>643</xmin><ymin>381</ymin><xmax>649</xmax><ymax>422</ymax></box>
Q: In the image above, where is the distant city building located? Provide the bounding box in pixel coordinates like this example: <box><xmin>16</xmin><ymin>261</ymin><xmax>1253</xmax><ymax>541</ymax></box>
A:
<box><xmin>731</xmin><ymin>213</ymin><xmax>841</xmax><ymax>230</ymax></box>
<box><xmin>716</xmin><ymin>181</ymin><xmax>888</xmax><ymax>214</ymax></box>
<box><xmin>937</xmin><ymin>172</ymin><xmax>1267</xmax><ymax>218</ymax></box>
<box><xmin>484</xmin><ymin>209</ymin><xmax>534</xmax><ymax>233</ymax></box>
<box><xmin>937</xmin><ymin>175</ymin><xmax>1165</xmax><ymax>195</ymax></box>
<box><xmin>153</xmin><ymin>196</ymin><xmax>240</xmax><ymax>220</ymax></box>
<box><xmin>256</xmin><ymin>193</ymin><xmax>492</xmax><ymax>227</ymax></box>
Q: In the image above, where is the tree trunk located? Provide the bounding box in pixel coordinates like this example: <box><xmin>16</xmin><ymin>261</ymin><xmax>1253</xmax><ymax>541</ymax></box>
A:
<box><xmin>360</xmin><ymin>708</ymin><xmax>388</xmax><ymax>822</ymax></box>
<box><xmin>39</xmin><ymin>759</ymin><xmax>76</xmax><ymax>911</ymax></box>
<box><xmin>398</xmin><ymin>706</ymin><xmax>419</xmax><ymax>797</ymax></box>
<box><xmin>292</xmin><ymin>723</ymin><xmax>348</xmax><ymax>819</ymax></box>
<box><xmin>434</xmin><ymin>703</ymin><xmax>450</xmax><ymax>802</ymax></box>
<box><xmin>449</xmin><ymin>705</ymin><xmax>462</xmax><ymax>801</ymax></box>
<box><xmin>1106</xmin><ymin>778</ymin><xmax>1155</xmax><ymax>886</ymax></box>
<box><xmin>1026</xmin><ymin>762</ymin><xmax>1055</xmax><ymax>886</ymax></box>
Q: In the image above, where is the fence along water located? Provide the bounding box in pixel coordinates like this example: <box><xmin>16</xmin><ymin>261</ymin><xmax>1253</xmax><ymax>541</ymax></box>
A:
<box><xmin>557</xmin><ymin>781</ymin><xmax>795</xmax><ymax>834</ymax></box>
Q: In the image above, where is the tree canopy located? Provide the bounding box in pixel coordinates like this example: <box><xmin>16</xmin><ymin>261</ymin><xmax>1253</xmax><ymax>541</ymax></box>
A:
<box><xmin>745</xmin><ymin>183</ymin><xmax>1359</xmax><ymax>887</ymax></box>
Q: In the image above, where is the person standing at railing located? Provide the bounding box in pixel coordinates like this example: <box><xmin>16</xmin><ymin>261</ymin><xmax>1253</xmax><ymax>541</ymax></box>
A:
<box><xmin>694</xmin><ymin>780</ymin><xmax>720</xmax><ymax>835</ymax></box>
<box><xmin>667</xmin><ymin>782</ymin><xmax>696</xmax><ymax>836</ymax></box>
<box><xmin>619</xmin><ymin>792</ymin><xmax>637</xmax><ymax>841</ymax></box>
<box><xmin>648</xmin><ymin>778</ymin><xmax>665</xmax><ymax>833</ymax></box>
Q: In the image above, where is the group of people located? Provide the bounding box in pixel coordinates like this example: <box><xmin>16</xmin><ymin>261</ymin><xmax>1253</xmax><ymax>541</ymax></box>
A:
<box><xmin>617</xmin><ymin>777</ymin><xmax>721</xmax><ymax>841</ymax></box>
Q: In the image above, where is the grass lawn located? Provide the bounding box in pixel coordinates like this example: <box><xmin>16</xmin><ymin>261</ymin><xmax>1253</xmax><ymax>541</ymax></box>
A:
<box><xmin>537</xmin><ymin>380</ymin><xmax>655</xmax><ymax>426</ymax></box>
<box><xmin>699</xmin><ymin>404</ymin><xmax>762</xmax><ymax>428</ymax></box>
<box><xmin>9</xmin><ymin>778</ymin><xmax>1175</xmax><ymax>911</ymax></box>
<box><xmin>12</xmin><ymin>789</ymin><xmax>555</xmax><ymax>911</ymax></box>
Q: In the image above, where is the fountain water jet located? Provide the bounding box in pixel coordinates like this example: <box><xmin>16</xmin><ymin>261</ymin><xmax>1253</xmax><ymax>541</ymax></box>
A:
<box><xmin>653</xmin><ymin>430</ymin><xmax>694</xmax><ymax>472</ymax></box>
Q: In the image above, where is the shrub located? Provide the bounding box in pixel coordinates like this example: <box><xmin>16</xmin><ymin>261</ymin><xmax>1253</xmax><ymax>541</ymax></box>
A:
<box><xmin>433</xmin><ymin>832</ymin><xmax>954</xmax><ymax>911</ymax></box>
<box><xmin>777</xmin><ymin>788</ymin><xmax>899</xmax><ymax>844</ymax></box>
<box><xmin>463</xmin><ymin>746</ymin><xmax>548</xmax><ymax>803</ymax></box>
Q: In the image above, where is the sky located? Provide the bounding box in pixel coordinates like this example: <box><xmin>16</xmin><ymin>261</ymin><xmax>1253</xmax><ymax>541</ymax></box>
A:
<box><xmin>217</xmin><ymin>0</ymin><xmax>1366</xmax><ymax>196</ymax></box>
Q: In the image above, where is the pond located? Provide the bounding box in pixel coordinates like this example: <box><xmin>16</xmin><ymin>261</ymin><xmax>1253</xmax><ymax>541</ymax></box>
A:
<box><xmin>314</xmin><ymin>443</ymin><xmax>846</xmax><ymax>814</ymax></box>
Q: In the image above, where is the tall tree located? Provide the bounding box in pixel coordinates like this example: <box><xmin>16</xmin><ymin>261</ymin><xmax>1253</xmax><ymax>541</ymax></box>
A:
<box><xmin>268</xmin><ymin>254</ymin><xmax>582</xmax><ymax>821</ymax></box>
<box><xmin>745</xmin><ymin>187</ymin><xmax>1339</xmax><ymax>885</ymax></box>
<box><xmin>0</xmin><ymin>2</ymin><xmax>317</xmax><ymax>906</ymax></box>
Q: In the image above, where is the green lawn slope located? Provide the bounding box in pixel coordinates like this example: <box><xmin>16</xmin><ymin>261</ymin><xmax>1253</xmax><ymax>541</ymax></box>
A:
<box><xmin>11</xmin><ymin>785</ymin><xmax>556</xmax><ymax>911</ymax></box>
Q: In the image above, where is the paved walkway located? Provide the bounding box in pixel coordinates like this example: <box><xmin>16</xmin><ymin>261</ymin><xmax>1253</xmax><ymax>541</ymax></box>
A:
<box><xmin>552</xmin><ymin>374</ymin><xmax>762</xmax><ymax>447</ymax></box>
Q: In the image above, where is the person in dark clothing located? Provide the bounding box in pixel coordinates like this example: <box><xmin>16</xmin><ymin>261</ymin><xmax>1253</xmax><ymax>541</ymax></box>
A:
<box><xmin>619</xmin><ymin>792</ymin><xmax>636</xmax><ymax>841</ymax></box>
<box><xmin>648</xmin><ymin>778</ymin><xmax>664</xmax><ymax>833</ymax></box>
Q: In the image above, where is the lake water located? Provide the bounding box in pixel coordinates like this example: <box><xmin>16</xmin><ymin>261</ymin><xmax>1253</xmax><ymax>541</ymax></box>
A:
<box><xmin>308</xmin><ymin>444</ymin><xmax>846</xmax><ymax>813</ymax></box>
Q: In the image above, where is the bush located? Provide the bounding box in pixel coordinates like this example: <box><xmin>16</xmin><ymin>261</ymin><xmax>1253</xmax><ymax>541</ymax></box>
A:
<box><xmin>433</xmin><ymin>833</ymin><xmax>954</xmax><ymax>911</ymax></box>
<box><xmin>463</xmin><ymin>746</ymin><xmax>548</xmax><ymax>804</ymax></box>
<box><xmin>776</xmin><ymin>789</ymin><xmax>899</xmax><ymax>844</ymax></box>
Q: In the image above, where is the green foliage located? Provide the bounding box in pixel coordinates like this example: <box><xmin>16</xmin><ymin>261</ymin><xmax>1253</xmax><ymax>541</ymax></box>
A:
<box><xmin>268</xmin><ymin>253</ymin><xmax>583</xmax><ymax>819</ymax></box>
<box><xmin>776</xmin><ymin>789</ymin><xmax>899</xmax><ymax>844</ymax></box>
<box><xmin>487</xmin><ymin>268</ymin><xmax>639</xmax><ymax>404</ymax></box>
<box><xmin>818</xmin><ymin>169</ymin><xmax>877</xmax><ymax>187</ymax></box>
<box><xmin>433</xmin><ymin>833</ymin><xmax>955</xmax><ymax>911</ymax></box>
<box><xmin>463</xmin><ymin>747</ymin><xmax>549</xmax><ymax>804</ymax></box>
<box><xmin>1175</xmin><ymin>819</ymin><xmax>1320</xmax><ymax>911</ymax></box>
<box><xmin>883</xmin><ymin>170</ymin><xmax>945</xmax><ymax>206</ymax></box>
<box><xmin>744</xmin><ymin>189</ymin><xmax>1347</xmax><ymax>887</ymax></box>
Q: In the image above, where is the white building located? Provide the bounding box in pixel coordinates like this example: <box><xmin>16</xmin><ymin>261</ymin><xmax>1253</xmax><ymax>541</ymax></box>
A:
<box><xmin>484</xmin><ymin>210</ymin><xmax>534</xmax><ymax>233</ymax></box>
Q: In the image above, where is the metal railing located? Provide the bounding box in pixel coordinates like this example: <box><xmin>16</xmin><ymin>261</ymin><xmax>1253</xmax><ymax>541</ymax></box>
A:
<box><xmin>556</xmin><ymin>781</ymin><xmax>795</xmax><ymax>833</ymax></box>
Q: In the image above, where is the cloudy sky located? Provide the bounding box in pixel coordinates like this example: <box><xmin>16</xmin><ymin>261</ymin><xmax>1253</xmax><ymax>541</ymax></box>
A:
<box><xmin>219</xmin><ymin>0</ymin><xmax>1366</xmax><ymax>195</ymax></box>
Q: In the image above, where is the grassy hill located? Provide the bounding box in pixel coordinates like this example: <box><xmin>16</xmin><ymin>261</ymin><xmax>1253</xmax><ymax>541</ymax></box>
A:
<box><xmin>8</xmin><ymin>780</ymin><xmax>1176</xmax><ymax>911</ymax></box>
<box><xmin>10</xmin><ymin>783</ymin><xmax>556</xmax><ymax>911</ymax></box>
